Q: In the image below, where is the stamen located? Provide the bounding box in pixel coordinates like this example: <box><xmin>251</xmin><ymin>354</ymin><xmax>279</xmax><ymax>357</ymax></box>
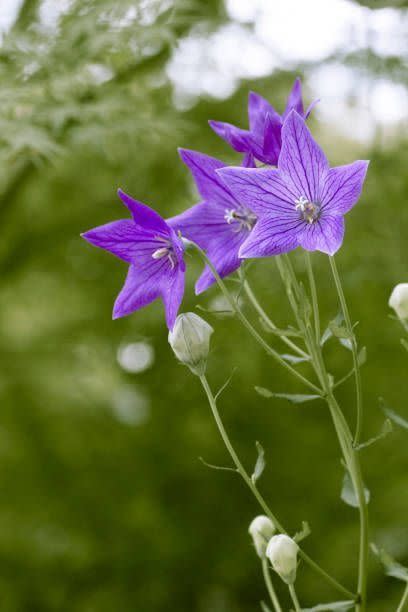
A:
<box><xmin>295</xmin><ymin>196</ymin><xmax>320</xmax><ymax>224</ymax></box>
<box><xmin>152</xmin><ymin>247</ymin><xmax>170</xmax><ymax>260</ymax></box>
<box><xmin>224</xmin><ymin>207</ymin><xmax>257</xmax><ymax>232</ymax></box>
<box><xmin>152</xmin><ymin>239</ymin><xmax>176</xmax><ymax>269</ymax></box>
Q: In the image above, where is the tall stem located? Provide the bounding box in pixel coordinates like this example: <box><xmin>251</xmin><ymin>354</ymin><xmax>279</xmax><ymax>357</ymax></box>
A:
<box><xmin>198</xmin><ymin>375</ymin><xmax>356</xmax><ymax>601</ymax></box>
<box><xmin>191</xmin><ymin>242</ymin><xmax>322</xmax><ymax>394</ymax></box>
<box><xmin>329</xmin><ymin>256</ymin><xmax>363</xmax><ymax>446</ymax></box>
<box><xmin>262</xmin><ymin>558</ymin><xmax>282</xmax><ymax>612</ymax></box>
<box><xmin>281</xmin><ymin>254</ymin><xmax>369</xmax><ymax>611</ymax></box>
<box><xmin>397</xmin><ymin>582</ymin><xmax>408</xmax><ymax>612</ymax></box>
<box><xmin>288</xmin><ymin>584</ymin><xmax>301</xmax><ymax>612</ymax></box>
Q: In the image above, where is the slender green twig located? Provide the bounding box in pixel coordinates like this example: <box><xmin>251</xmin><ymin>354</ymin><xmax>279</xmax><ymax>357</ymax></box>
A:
<box><xmin>288</xmin><ymin>584</ymin><xmax>301</xmax><ymax>612</ymax></box>
<box><xmin>397</xmin><ymin>582</ymin><xmax>408</xmax><ymax>612</ymax></box>
<box><xmin>329</xmin><ymin>256</ymin><xmax>364</xmax><ymax>446</ymax></box>
<box><xmin>262</xmin><ymin>558</ymin><xmax>282</xmax><ymax>612</ymax></box>
<box><xmin>198</xmin><ymin>374</ymin><xmax>356</xmax><ymax>601</ymax></box>
<box><xmin>305</xmin><ymin>252</ymin><xmax>320</xmax><ymax>343</ymax></box>
<box><xmin>190</xmin><ymin>241</ymin><xmax>322</xmax><ymax>394</ymax></box>
<box><xmin>241</xmin><ymin>276</ymin><xmax>309</xmax><ymax>359</ymax></box>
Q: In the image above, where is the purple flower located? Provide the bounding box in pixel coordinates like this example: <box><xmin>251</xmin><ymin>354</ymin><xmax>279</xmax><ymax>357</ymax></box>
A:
<box><xmin>82</xmin><ymin>189</ymin><xmax>185</xmax><ymax>328</ymax></box>
<box><xmin>217</xmin><ymin>111</ymin><xmax>369</xmax><ymax>257</ymax></box>
<box><xmin>168</xmin><ymin>149</ymin><xmax>257</xmax><ymax>294</ymax></box>
<box><xmin>209</xmin><ymin>78</ymin><xmax>317</xmax><ymax>166</ymax></box>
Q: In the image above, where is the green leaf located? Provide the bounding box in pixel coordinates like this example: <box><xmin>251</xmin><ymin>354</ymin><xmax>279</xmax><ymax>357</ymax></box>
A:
<box><xmin>255</xmin><ymin>387</ymin><xmax>321</xmax><ymax>404</ymax></box>
<box><xmin>321</xmin><ymin>312</ymin><xmax>344</xmax><ymax>345</ymax></box>
<box><xmin>340</xmin><ymin>471</ymin><xmax>370</xmax><ymax>508</ymax></box>
<box><xmin>356</xmin><ymin>419</ymin><xmax>393</xmax><ymax>450</ymax></box>
<box><xmin>371</xmin><ymin>544</ymin><xmax>408</xmax><ymax>581</ymax></box>
<box><xmin>357</xmin><ymin>346</ymin><xmax>367</xmax><ymax>366</ymax></box>
<box><xmin>281</xmin><ymin>353</ymin><xmax>311</xmax><ymax>364</ymax></box>
<box><xmin>251</xmin><ymin>441</ymin><xmax>265</xmax><ymax>485</ymax></box>
<box><xmin>381</xmin><ymin>400</ymin><xmax>408</xmax><ymax>430</ymax></box>
<box><xmin>301</xmin><ymin>601</ymin><xmax>355</xmax><ymax>611</ymax></box>
<box><xmin>293</xmin><ymin>521</ymin><xmax>311</xmax><ymax>543</ymax></box>
<box><xmin>329</xmin><ymin>322</ymin><xmax>353</xmax><ymax>340</ymax></box>
<box><xmin>267</xmin><ymin>326</ymin><xmax>302</xmax><ymax>338</ymax></box>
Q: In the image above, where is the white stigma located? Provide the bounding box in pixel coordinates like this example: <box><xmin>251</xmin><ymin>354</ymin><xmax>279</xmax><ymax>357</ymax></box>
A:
<box><xmin>295</xmin><ymin>195</ymin><xmax>320</xmax><ymax>224</ymax></box>
<box><xmin>152</xmin><ymin>239</ymin><xmax>176</xmax><ymax>269</ymax></box>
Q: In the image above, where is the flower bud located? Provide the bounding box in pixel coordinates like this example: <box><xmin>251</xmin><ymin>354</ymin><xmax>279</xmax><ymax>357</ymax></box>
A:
<box><xmin>266</xmin><ymin>534</ymin><xmax>299</xmax><ymax>584</ymax></box>
<box><xmin>389</xmin><ymin>283</ymin><xmax>408</xmax><ymax>320</ymax></box>
<box><xmin>248</xmin><ymin>515</ymin><xmax>276</xmax><ymax>558</ymax></box>
<box><xmin>168</xmin><ymin>313</ymin><xmax>213</xmax><ymax>376</ymax></box>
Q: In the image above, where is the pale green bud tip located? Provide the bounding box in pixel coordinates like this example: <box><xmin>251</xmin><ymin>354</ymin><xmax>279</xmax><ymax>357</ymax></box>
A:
<box><xmin>389</xmin><ymin>283</ymin><xmax>408</xmax><ymax>320</ymax></box>
<box><xmin>248</xmin><ymin>515</ymin><xmax>276</xmax><ymax>558</ymax></box>
<box><xmin>168</xmin><ymin>312</ymin><xmax>214</xmax><ymax>376</ymax></box>
<box><xmin>266</xmin><ymin>534</ymin><xmax>299</xmax><ymax>584</ymax></box>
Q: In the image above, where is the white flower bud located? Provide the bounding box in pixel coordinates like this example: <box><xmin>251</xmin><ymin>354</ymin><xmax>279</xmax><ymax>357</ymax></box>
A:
<box><xmin>389</xmin><ymin>283</ymin><xmax>408</xmax><ymax>320</ymax></box>
<box><xmin>248</xmin><ymin>515</ymin><xmax>276</xmax><ymax>558</ymax></box>
<box><xmin>266</xmin><ymin>534</ymin><xmax>299</xmax><ymax>584</ymax></box>
<box><xmin>168</xmin><ymin>313</ymin><xmax>213</xmax><ymax>376</ymax></box>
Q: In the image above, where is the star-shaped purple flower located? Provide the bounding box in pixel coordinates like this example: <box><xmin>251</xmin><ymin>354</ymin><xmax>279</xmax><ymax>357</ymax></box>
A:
<box><xmin>168</xmin><ymin>149</ymin><xmax>257</xmax><ymax>294</ymax></box>
<box><xmin>209</xmin><ymin>78</ymin><xmax>317</xmax><ymax>166</ymax></box>
<box><xmin>82</xmin><ymin>189</ymin><xmax>185</xmax><ymax>328</ymax></box>
<box><xmin>217</xmin><ymin>111</ymin><xmax>369</xmax><ymax>257</ymax></box>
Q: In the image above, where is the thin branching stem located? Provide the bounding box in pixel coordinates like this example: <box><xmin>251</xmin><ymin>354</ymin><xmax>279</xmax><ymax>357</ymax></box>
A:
<box><xmin>288</xmin><ymin>584</ymin><xmax>301</xmax><ymax>612</ymax></box>
<box><xmin>396</xmin><ymin>582</ymin><xmax>408</xmax><ymax>612</ymax></box>
<box><xmin>305</xmin><ymin>251</ymin><xmax>321</xmax><ymax>343</ymax></box>
<box><xmin>198</xmin><ymin>374</ymin><xmax>356</xmax><ymax>601</ymax></box>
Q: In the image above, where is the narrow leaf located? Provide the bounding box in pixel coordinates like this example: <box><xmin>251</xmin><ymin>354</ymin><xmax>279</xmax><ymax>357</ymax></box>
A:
<box><xmin>371</xmin><ymin>544</ymin><xmax>408</xmax><ymax>582</ymax></box>
<box><xmin>198</xmin><ymin>457</ymin><xmax>237</xmax><ymax>473</ymax></box>
<box><xmin>381</xmin><ymin>400</ymin><xmax>408</xmax><ymax>430</ymax></box>
<box><xmin>357</xmin><ymin>346</ymin><xmax>367</xmax><ymax>366</ymax></box>
<box><xmin>255</xmin><ymin>387</ymin><xmax>321</xmax><ymax>404</ymax></box>
<box><xmin>401</xmin><ymin>338</ymin><xmax>408</xmax><ymax>352</ymax></box>
<box><xmin>293</xmin><ymin>521</ymin><xmax>311</xmax><ymax>543</ymax></box>
<box><xmin>281</xmin><ymin>353</ymin><xmax>311</xmax><ymax>364</ymax></box>
<box><xmin>302</xmin><ymin>601</ymin><xmax>355</xmax><ymax>611</ymax></box>
<box><xmin>341</xmin><ymin>471</ymin><xmax>370</xmax><ymax>508</ymax></box>
<box><xmin>260</xmin><ymin>602</ymin><xmax>273</xmax><ymax>612</ymax></box>
<box><xmin>251</xmin><ymin>441</ymin><xmax>265</xmax><ymax>485</ymax></box>
<box><xmin>321</xmin><ymin>312</ymin><xmax>344</xmax><ymax>346</ymax></box>
<box><xmin>330</xmin><ymin>322</ymin><xmax>353</xmax><ymax>340</ymax></box>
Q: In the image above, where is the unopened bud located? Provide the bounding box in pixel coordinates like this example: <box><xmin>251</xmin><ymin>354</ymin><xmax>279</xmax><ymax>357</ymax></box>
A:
<box><xmin>168</xmin><ymin>312</ymin><xmax>213</xmax><ymax>376</ymax></box>
<box><xmin>266</xmin><ymin>534</ymin><xmax>299</xmax><ymax>584</ymax></box>
<box><xmin>248</xmin><ymin>515</ymin><xmax>276</xmax><ymax>558</ymax></box>
<box><xmin>389</xmin><ymin>283</ymin><xmax>408</xmax><ymax>320</ymax></box>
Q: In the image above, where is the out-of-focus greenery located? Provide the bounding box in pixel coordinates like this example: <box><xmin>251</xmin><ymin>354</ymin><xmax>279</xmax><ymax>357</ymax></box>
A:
<box><xmin>0</xmin><ymin>0</ymin><xmax>407</xmax><ymax>610</ymax></box>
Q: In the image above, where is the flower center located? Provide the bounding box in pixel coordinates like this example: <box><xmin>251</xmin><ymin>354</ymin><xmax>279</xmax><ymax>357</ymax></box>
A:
<box><xmin>295</xmin><ymin>196</ymin><xmax>321</xmax><ymax>224</ymax></box>
<box><xmin>152</xmin><ymin>238</ymin><xmax>176</xmax><ymax>269</ymax></box>
<box><xmin>224</xmin><ymin>207</ymin><xmax>257</xmax><ymax>232</ymax></box>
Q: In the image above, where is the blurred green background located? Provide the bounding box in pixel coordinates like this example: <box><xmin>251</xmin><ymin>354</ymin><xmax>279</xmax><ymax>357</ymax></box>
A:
<box><xmin>0</xmin><ymin>0</ymin><xmax>407</xmax><ymax>610</ymax></box>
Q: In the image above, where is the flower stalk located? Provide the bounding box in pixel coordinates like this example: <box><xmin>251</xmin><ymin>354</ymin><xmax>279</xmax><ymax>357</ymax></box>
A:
<box><xmin>261</xmin><ymin>558</ymin><xmax>283</xmax><ymax>612</ymax></box>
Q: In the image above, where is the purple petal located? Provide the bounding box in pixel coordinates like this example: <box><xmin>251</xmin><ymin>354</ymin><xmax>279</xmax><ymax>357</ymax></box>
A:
<box><xmin>208</xmin><ymin>120</ymin><xmax>252</xmax><ymax>153</ymax></box>
<box><xmin>279</xmin><ymin>111</ymin><xmax>329</xmax><ymax>202</ymax></box>
<box><xmin>168</xmin><ymin>202</ymin><xmax>228</xmax><ymax>248</ymax></box>
<box><xmin>239</xmin><ymin>216</ymin><xmax>300</xmax><ymax>258</ymax></box>
<box><xmin>178</xmin><ymin>149</ymin><xmax>236</xmax><ymax>209</ymax></box>
<box><xmin>162</xmin><ymin>268</ymin><xmax>185</xmax><ymax>329</ymax></box>
<box><xmin>117</xmin><ymin>189</ymin><xmax>169</xmax><ymax>235</ymax></box>
<box><xmin>283</xmin><ymin>78</ymin><xmax>304</xmax><ymax>118</ymax></box>
<box><xmin>113</xmin><ymin>261</ymin><xmax>164</xmax><ymax>319</ymax></box>
<box><xmin>297</xmin><ymin>215</ymin><xmax>345</xmax><ymax>255</ymax></box>
<box><xmin>195</xmin><ymin>229</ymin><xmax>246</xmax><ymax>294</ymax></box>
<box><xmin>242</xmin><ymin>152</ymin><xmax>256</xmax><ymax>168</ymax></box>
<box><xmin>248</xmin><ymin>91</ymin><xmax>279</xmax><ymax>136</ymax></box>
<box><xmin>320</xmin><ymin>160</ymin><xmax>369</xmax><ymax>215</ymax></box>
<box><xmin>263</xmin><ymin>113</ymin><xmax>282</xmax><ymax>166</ymax></box>
<box><xmin>82</xmin><ymin>220</ymin><xmax>158</xmax><ymax>264</ymax></box>
<box><xmin>217</xmin><ymin>166</ymin><xmax>298</xmax><ymax>217</ymax></box>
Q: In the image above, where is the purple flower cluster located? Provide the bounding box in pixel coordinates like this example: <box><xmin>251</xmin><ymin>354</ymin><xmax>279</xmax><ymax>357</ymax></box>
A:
<box><xmin>82</xmin><ymin>78</ymin><xmax>369</xmax><ymax>328</ymax></box>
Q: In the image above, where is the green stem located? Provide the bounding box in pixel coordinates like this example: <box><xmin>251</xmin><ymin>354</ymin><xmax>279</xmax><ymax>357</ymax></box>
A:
<box><xmin>305</xmin><ymin>252</ymin><xmax>320</xmax><ymax>343</ymax></box>
<box><xmin>198</xmin><ymin>375</ymin><xmax>356</xmax><ymax>601</ymax></box>
<box><xmin>242</xmin><ymin>277</ymin><xmax>309</xmax><ymax>359</ymax></box>
<box><xmin>288</xmin><ymin>584</ymin><xmax>301</xmax><ymax>612</ymax></box>
<box><xmin>397</xmin><ymin>582</ymin><xmax>408</xmax><ymax>612</ymax></box>
<box><xmin>329</xmin><ymin>256</ymin><xmax>363</xmax><ymax>446</ymax></box>
<box><xmin>191</xmin><ymin>241</ymin><xmax>322</xmax><ymax>394</ymax></box>
<box><xmin>276</xmin><ymin>254</ymin><xmax>369</xmax><ymax>611</ymax></box>
<box><xmin>262</xmin><ymin>558</ymin><xmax>283</xmax><ymax>612</ymax></box>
